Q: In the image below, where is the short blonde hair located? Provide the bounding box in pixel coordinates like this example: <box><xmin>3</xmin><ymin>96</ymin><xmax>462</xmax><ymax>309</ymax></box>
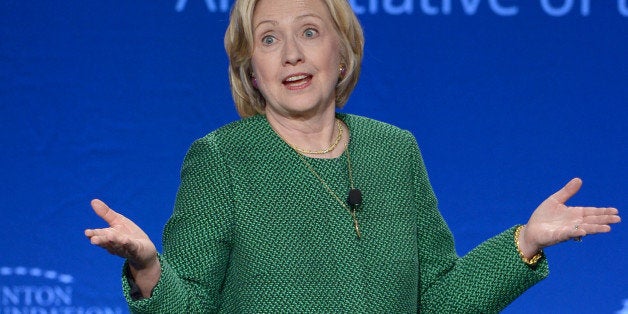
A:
<box><xmin>224</xmin><ymin>0</ymin><xmax>365</xmax><ymax>118</ymax></box>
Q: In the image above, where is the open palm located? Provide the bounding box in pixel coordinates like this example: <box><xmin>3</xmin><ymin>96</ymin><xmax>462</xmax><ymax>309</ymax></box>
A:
<box><xmin>84</xmin><ymin>199</ymin><xmax>157</xmax><ymax>270</ymax></box>
<box><xmin>522</xmin><ymin>178</ymin><xmax>620</xmax><ymax>252</ymax></box>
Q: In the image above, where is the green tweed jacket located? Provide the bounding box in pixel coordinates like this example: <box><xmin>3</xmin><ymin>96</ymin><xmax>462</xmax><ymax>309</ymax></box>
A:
<box><xmin>122</xmin><ymin>113</ymin><xmax>548</xmax><ymax>313</ymax></box>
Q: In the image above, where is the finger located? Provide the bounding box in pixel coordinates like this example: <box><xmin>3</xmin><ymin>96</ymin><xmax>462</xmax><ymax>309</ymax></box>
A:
<box><xmin>90</xmin><ymin>199</ymin><xmax>119</xmax><ymax>226</ymax></box>
<box><xmin>84</xmin><ymin>229</ymin><xmax>96</xmax><ymax>237</ymax></box>
<box><xmin>84</xmin><ymin>227</ymin><xmax>104</xmax><ymax>239</ymax></box>
<box><xmin>550</xmin><ymin>178</ymin><xmax>583</xmax><ymax>204</ymax></box>
<box><xmin>86</xmin><ymin>228</ymin><xmax>138</xmax><ymax>255</ymax></box>
<box><xmin>84</xmin><ymin>225</ymin><xmax>116</xmax><ymax>235</ymax></box>
<box><xmin>581</xmin><ymin>211</ymin><xmax>622</xmax><ymax>225</ymax></box>
<box><xmin>582</xmin><ymin>215</ymin><xmax>621</xmax><ymax>225</ymax></box>
<box><xmin>583</xmin><ymin>206</ymin><xmax>620</xmax><ymax>216</ymax></box>
<box><xmin>578</xmin><ymin>224</ymin><xmax>612</xmax><ymax>235</ymax></box>
<box><xmin>85</xmin><ymin>227</ymin><xmax>117</xmax><ymax>244</ymax></box>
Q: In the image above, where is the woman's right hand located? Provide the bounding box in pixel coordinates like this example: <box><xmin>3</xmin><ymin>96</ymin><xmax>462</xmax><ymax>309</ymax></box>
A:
<box><xmin>85</xmin><ymin>199</ymin><xmax>161</xmax><ymax>297</ymax></box>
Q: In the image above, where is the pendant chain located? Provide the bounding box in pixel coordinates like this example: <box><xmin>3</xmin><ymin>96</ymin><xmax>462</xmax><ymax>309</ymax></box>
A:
<box><xmin>290</xmin><ymin>121</ymin><xmax>362</xmax><ymax>238</ymax></box>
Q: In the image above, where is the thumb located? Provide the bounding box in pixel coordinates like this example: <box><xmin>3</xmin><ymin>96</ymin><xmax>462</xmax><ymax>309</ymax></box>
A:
<box><xmin>90</xmin><ymin>199</ymin><xmax>119</xmax><ymax>226</ymax></box>
<box><xmin>549</xmin><ymin>178</ymin><xmax>583</xmax><ymax>204</ymax></box>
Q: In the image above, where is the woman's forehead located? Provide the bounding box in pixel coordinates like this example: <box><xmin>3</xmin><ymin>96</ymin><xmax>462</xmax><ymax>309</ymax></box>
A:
<box><xmin>253</xmin><ymin>0</ymin><xmax>331</xmax><ymax>23</ymax></box>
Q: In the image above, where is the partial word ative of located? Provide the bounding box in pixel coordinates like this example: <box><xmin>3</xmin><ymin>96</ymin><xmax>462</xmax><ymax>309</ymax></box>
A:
<box><xmin>348</xmin><ymin>0</ymin><xmax>628</xmax><ymax>16</ymax></box>
<box><xmin>175</xmin><ymin>0</ymin><xmax>628</xmax><ymax>17</ymax></box>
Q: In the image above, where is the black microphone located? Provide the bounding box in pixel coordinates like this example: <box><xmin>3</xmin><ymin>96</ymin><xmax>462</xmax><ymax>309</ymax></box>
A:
<box><xmin>347</xmin><ymin>189</ymin><xmax>362</xmax><ymax>207</ymax></box>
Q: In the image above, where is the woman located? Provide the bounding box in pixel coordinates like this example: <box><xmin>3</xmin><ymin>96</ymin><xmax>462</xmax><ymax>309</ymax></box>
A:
<box><xmin>85</xmin><ymin>0</ymin><xmax>620</xmax><ymax>312</ymax></box>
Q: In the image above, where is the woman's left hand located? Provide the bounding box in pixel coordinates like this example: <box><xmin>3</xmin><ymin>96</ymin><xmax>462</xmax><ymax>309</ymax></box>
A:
<box><xmin>517</xmin><ymin>178</ymin><xmax>621</xmax><ymax>258</ymax></box>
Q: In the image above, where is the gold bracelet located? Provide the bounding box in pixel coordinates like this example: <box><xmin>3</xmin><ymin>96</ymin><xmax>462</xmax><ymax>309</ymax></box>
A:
<box><xmin>514</xmin><ymin>225</ymin><xmax>543</xmax><ymax>266</ymax></box>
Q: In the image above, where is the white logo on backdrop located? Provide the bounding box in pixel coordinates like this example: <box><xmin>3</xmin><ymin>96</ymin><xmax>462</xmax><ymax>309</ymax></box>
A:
<box><xmin>1</xmin><ymin>266</ymin><xmax>124</xmax><ymax>313</ymax></box>
<box><xmin>617</xmin><ymin>299</ymin><xmax>628</xmax><ymax>314</ymax></box>
<box><xmin>174</xmin><ymin>0</ymin><xmax>628</xmax><ymax>16</ymax></box>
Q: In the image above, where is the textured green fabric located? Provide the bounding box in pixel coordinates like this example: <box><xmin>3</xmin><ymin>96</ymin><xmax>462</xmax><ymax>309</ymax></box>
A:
<box><xmin>122</xmin><ymin>113</ymin><xmax>548</xmax><ymax>313</ymax></box>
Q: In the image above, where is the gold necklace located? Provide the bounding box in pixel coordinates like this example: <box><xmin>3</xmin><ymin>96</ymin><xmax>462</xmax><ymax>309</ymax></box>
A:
<box><xmin>290</xmin><ymin>119</ymin><xmax>343</xmax><ymax>155</ymax></box>
<box><xmin>292</xmin><ymin>124</ymin><xmax>362</xmax><ymax>238</ymax></box>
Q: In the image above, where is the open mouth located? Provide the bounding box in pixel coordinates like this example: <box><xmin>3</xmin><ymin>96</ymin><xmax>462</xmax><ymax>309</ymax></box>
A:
<box><xmin>282</xmin><ymin>73</ymin><xmax>313</xmax><ymax>90</ymax></box>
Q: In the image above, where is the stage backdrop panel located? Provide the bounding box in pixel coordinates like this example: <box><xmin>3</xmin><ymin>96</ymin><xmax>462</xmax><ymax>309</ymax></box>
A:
<box><xmin>1</xmin><ymin>1</ymin><xmax>626</xmax><ymax>313</ymax></box>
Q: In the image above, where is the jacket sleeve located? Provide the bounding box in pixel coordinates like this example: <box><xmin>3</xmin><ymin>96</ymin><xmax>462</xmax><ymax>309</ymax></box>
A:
<box><xmin>405</xmin><ymin>132</ymin><xmax>549</xmax><ymax>313</ymax></box>
<box><xmin>122</xmin><ymin>134</ymin><xmax>234</xmax><ymax>313</ymax></box>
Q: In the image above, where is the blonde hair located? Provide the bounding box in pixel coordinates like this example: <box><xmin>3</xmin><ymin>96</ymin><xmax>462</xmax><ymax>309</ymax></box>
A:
<box><xmin>224</xmin><ymin>0</ymin><xmax>365</xmax><ymax>118</ymax></box>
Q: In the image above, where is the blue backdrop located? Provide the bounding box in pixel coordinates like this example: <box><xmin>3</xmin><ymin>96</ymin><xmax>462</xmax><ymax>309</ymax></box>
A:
<box><xmin>1</xmin><ymin>1</ymin><xmax>626</xmax><ymax>313</ymax></box>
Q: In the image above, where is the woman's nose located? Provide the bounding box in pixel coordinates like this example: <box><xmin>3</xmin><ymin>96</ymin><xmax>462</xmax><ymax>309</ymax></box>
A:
<box><xmin>282</xmin><ymin>37</ymin><xmax>304</xmax><ymax>66</ymax></box>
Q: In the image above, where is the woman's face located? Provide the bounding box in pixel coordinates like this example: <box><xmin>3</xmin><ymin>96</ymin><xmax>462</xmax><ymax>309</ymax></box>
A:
<box><xmin>251</xmin><ymin>0</ymin><xmax>342</xmax><ymax>119</ymax></box>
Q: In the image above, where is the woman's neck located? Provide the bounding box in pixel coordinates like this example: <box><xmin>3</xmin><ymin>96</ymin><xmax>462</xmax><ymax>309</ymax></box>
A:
<box><xmin>266</xmin><ymin>111</ymin><xmax>348</xmax><ymax>159</ymax></box>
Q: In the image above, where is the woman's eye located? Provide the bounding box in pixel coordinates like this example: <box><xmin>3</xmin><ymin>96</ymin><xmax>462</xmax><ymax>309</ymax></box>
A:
<box><xmin>303</xmin><ymin>28</ymin><xmax>318</xmax><ymax>38</ymax></box>
<box><xmin>262</xmin><ymin>35</ymin><xmax>275</xmax><ymax>45</ymax></box>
